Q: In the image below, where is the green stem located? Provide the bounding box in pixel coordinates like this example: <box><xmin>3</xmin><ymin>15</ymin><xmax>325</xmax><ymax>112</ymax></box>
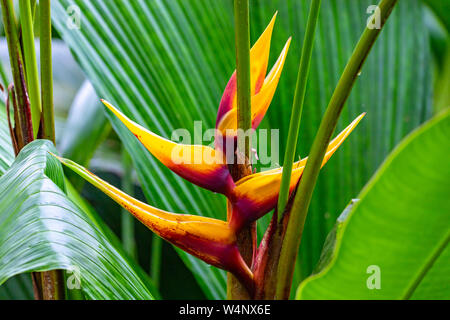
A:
<box><xmin>36</xmin><ymin>0</ymin><xmax>64</xmax><ymax>299</ymax></box>
<box><xmin>19</xmin><ymin>0</ymin><xmax>41</xmax><ymax>138</ymax></box>
<box><xmin>31</xmin><ymin>0</ymin><xmax>36</xmax><ymax>20</ymax></box>
<box><xmin>234</xmin><ymin>0</ymin><xmax>251</xmax><ymax>158</ymax></box>
<box><xmin>0</xmin><ymin>61</ymin><xmax>9</xmax><ymax>88</ymax></box>
<box><xmin>402</xmin><ymin>231</ymin><xmax>450</xmax><ymax>299</ymax></box>
<box><xmin>1</xmin><ymin>0</ymin><xmax>33</xmax><ymax>146</ymax></box>
<box><xmin>277</xmin><ymin>0</ymin><xmax>321</xmax><ymax>218</ymax></box>
<box><xmin>40</xmin><ymin>0</ymin><xmax>55</xmax><ymax>143</ymax></box>
<box><xmin>121</xmin><ymin>149</ymin><xmax>136</xmax><ymax>259</ymax></box>
<box><xmin>151</xmin><ymin>235</ymin><xmax>162</xmax><ymax>289</ymax></box>
<box><xmin>275</xmin><ymin>0</ymin><xmax>398</xmax><ymax>300</ymax></box>
<box><xmin>227</xmin><ymin>0</ymin><xmax>254</xmax><ymax>300</ymax></box>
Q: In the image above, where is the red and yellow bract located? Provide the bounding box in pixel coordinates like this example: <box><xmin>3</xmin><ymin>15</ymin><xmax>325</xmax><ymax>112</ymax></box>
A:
<box><xmin>56</xmin><ymin>13</ymin><xmax>364</xmax><ymax>293</ymax></box>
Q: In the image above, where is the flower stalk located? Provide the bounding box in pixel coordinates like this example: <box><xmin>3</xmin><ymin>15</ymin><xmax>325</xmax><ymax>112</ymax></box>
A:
<box><xmin>277</xmin><ymin>0</ymin><xmax>322</xmax><ymax>218</ymax></box>
<box><xmin>121</xmin><ymin>148</ymin><xmax>136</xmax><ymax>259</ymax></box>
<box><xmin>228</xmin><ymin>0</ymin><xmax>254</xmax><ymax>300</ymax></box>
<box><xmin>151</xmin><ymin>234</ymin><xmax>162</xmax><ymax>289</ymax></box>
<box><xmin>275</xmin><ymin>0</ymin><xmax>399</xmax><ymax>299</ymax></box>
<box><xmin>234</xmin><ymin>0</ymin><xmax>252</xmax><ymax>160</ymax></box>
<box><xmin>37</xmin><ymin>0</ymin><xmax>64</xmax><ymax>300</ymax></box>
<box><xmin>254</xmin><ymin>0</ymin><xmax>322</xmax><ymax>299</ymax></box>
<box><xmin>40</xmin><ymin>0</ymin><xmax>55</xmax><ymax>143</ymax></box>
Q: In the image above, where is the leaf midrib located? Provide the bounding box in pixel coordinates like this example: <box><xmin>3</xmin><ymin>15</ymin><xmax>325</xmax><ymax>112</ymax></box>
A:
<box><xmin>401</xmin><ymin>230</ymin><xmax>450</xmax><ymax>299</ymax></box>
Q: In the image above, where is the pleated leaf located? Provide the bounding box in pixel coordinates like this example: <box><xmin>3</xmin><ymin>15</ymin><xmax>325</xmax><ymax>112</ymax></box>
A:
<box><xmin>0</xmin><ymin>108</ymin><xmax>14</xmax><ymax>174</ymax></box>
<box><xmin>0</xmin><ymin>139</ymin><xmax>157</xmax><ymax>300</ymax></box>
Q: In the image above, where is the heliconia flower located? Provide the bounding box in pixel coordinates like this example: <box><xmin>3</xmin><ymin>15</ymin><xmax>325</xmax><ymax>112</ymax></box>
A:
<box><xmin>102</xmin><ymin>100</ymin><xmax>236</xmax><ymax>197</ymax></box>
<box><xmin>101</xmin><ymin>99</ymin><xmax>364</xmax><ymax>233</ymax></box>
<box><xmin>100</xmin><ymin>13</ymin><xmax>291</xmax><ymax>198</ymax></box>
<box><xmin>55</xmin><ymin>11</ymin><xmax>366</xmax><ymax>295</ymax></box>
<box><xmin>228</xmin><ymin>113</ymin><xmax>366</xmax><ymax>230</ymax></box>
<box><xmin>215</xmin><ymin>13</ymin><xmax>291</xmax><ymax>151</ymax></box>
<box><xmin>55</xmin><ymin>154</ymin><xmax>253</xmax><ymax>290</ymax></box>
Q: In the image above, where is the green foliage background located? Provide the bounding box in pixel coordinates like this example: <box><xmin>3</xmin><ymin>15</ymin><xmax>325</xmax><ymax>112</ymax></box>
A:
<box><xmin>0</xmin><ymin>0</ymin><xmax>448</xmax><ymax>299</ymax></box>
<box><xmin>51</xmin><ymin>0</ymin><xmax>433</xmax><ymax>298</ymax></box>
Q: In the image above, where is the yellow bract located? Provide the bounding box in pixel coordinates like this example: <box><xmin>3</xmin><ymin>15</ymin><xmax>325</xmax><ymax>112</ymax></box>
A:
<box><xmin>217</xmin><ymin>38</ymin><xmax>291</xmax><ymax>135</ymax></box>
<box><xmin>230</xmin><ymin>114</ymin><xmax>366</xmax><ymax>224</ymax></box>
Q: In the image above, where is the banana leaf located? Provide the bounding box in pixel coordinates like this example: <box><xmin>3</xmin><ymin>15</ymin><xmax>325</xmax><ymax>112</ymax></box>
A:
<box><xmin>297</xmin><ymin>109</ymin><xmax>450</xmax><ymax>299</ymax></box>
<box><xmin>0</xmin><ymin>139</ymin><xmax>158</xmax><ymax>299</ymax></box>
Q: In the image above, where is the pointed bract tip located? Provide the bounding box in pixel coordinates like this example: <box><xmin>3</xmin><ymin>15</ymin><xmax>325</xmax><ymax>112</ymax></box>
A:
<box><xmin>101</xmin><ymin>99</ymin><xmax>116</xmax><ymax>113</ymax></box>
<box><xmin>101</xmin><ymin>99</ymin><xmax>122</xmax><ymax>116</ymax></box>
<box><xmin>265</xmin><ymin>11</ymin><xmax>277</xmax><ymax>33</ymax></box>
<box><xmin>48</xmin><ymin>151</ymin><xmax>68</xmax><ymax>165</ymax></box>
<box><xmin>355</xmin><ymin>112</ymin><xmax>366</xmax><ymax>124</ymax></box>
<box><xmin>285</xmin><ymin>37</ymin><xmax>292</xmax><ymax>49</ymax></box>
<box><xmin>100</xmin><ymin>99</ymin><xmax>111</xmax><ymax>108</ymax></box>
<box><xmin>101</xmin><ymin>99</ymin><xmax>112</xmax><ymax>108</ymax></box>
<box><xmin>47</xmin><ymin>151</ymin><xmax>60</xmax><ymax>160</ymax></box>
